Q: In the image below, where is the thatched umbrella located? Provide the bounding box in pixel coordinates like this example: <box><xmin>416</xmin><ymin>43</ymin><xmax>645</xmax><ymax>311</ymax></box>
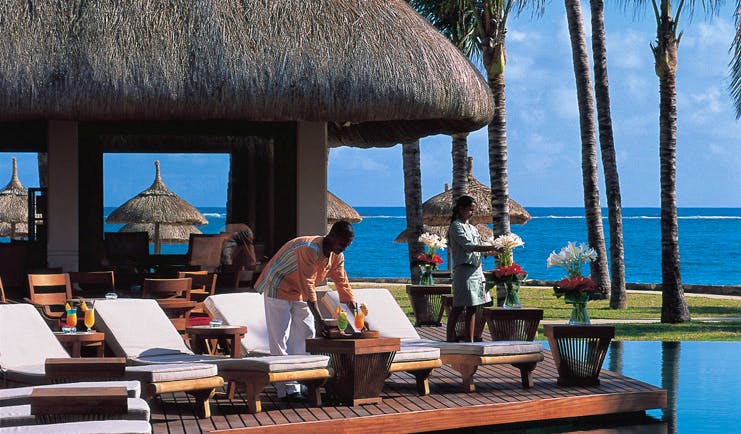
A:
<box><xmin>120</xmin><ymin>223</ymin><xmax>202</xmax><ymax>245</ymax></box>
<box><xmin>106</xmin><ymin>161</ymin><xmax>208</xmax><ymax>254</ymax></box>
<box><xmin>0</xmin><ymin>222</ymin><xmax>28</xmax><ymax>239</ymax></box>
<box><xmin>423</xmin><ymin>178</ymin><xmax>530</xmax><ymax>226</ymax></box>
<box><xmin>393</xmin><ymin>223</ymin><xmax>492</xmax><ymax>243</ymax></box>
<box><xmin>0</xmin><ymin>1</ymin><xmax>493</xmax><ymax>148</ymax></box>
<box><xmin>327</xmin><ymin>191</ymin><xmax>361</xmax><ymax>231</ymax></box>
<box><xmin>0</xmin><ymin>157</ymin><xmax>28</xmax><ymax>239</ymax></box>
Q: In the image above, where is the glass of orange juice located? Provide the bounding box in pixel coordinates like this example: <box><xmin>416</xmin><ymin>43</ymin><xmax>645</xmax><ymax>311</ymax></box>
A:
<box><xmin>84</xmin><ymin>308</ymin><xmax>95</xmax><ymax>332</ymax></box>
<box><xmin>354</xmin><ymin>309</ymin><xmax>365</xmax><ymax>331</ymax></box>
<box><xmin>66</xmin><ymin>308</ymin><xmax>77</xmax><ymax>333</ymax></box>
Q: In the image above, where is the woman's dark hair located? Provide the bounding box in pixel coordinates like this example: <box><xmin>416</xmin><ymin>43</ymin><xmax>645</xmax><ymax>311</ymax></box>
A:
<box><xmin>451</xmin><ymin>195</ymin><xmax>476</xmax><ymax>222</ymax></box>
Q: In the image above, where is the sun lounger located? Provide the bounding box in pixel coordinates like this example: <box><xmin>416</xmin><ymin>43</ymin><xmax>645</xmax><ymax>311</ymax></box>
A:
<box><xmin>0</xmin><ymin>420</ymin><xmax>152</xmax><ymax>433</ymax></box>
<box><xmin>321</xmin><ymin>288</ymin><xmax>544</xmax><ymax>392</ymax></box>
<box><xmin>0</xmin><ymin>395</ymin><xmax>150</xmax><ymax>427</ymax></box>
<box><xmin>0</xmin><ymin>304</ymin><xmax>223</xmax><ymax>419</ymax></box>
<box><xmin>0</xmin><ymin>381</ymin><xmax>141</xmax><ymax>406</ymax></box>
<box><xmin>94</xmin><ymin>298</ymin><xmax>332</xmax><ymax>413</ymax></box>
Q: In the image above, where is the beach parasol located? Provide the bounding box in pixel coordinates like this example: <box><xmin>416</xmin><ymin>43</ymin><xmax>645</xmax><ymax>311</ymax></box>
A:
<box><xmin>119</xmin><ymin>223</ymin><xmax>202</xmax><ymax>245</ymax></box>
<box><xmin>0</xmin><ymin>157</ymin><xmax>28</xmax><ymax>239</ymax></box>
<box><xmin>393</xmin><ymin>223</ymin><xmax>493</xmax><ymax>243</ymax></box>
<box><xmin>422</xmin><ymin>176</ymin><xmax>531</xmax><ymax>226</ymax></box>
<box><xmin>106</xmin><ymin>161</ymin><xmax>208</xmax><ymax>254</ymax></box>
<box><xmin>327</xmin><ymin>191</ymin><xmax>362</xmax><ymax>231</ymax></box>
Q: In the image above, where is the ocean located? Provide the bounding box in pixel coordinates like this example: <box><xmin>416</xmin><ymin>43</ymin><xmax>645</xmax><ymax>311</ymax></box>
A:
<box><xmin>103</xmin><ymin>207</ymin><xmax>741</xmax><ymax>286</ymax></box>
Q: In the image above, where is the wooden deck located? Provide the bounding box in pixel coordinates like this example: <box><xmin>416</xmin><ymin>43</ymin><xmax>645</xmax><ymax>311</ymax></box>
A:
<box><xmin>150</xmin><ymin>327</ymin><xmax>666</xmax><ymax>434</ymax></box>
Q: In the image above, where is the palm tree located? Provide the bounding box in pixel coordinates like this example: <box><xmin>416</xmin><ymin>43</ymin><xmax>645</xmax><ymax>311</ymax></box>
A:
<box><xmin>590</xmin><ymin>0</ymin><xmax>627</xmax><ymax>308</ymax></box>
<box><xmin>731</xmin><ymin>1</ymin><xmax>741</xmax><ymax>118</ymax></box>
<box><xmin>402</xmin><ymin>140</ymin><xmax>426</xmax><ymax>284</ymax></box>
<box><xmin>651</xmin><ymin>0</ymin><xmax>692</xmax><ymax>323</ymax></box>
<box><xmin>563</xmin><ymin>0</ymin><xmax>611</xmax><ymax>294</ymax></box>
<box><xmin>451</xmin><ymin>133</ymin><xmax>469</xmax><ymax>201</ymax></box>
<box><xmin>409</xmin><ymin>0</ymin><xmax>546</xmax><ymax>238</ymax></box>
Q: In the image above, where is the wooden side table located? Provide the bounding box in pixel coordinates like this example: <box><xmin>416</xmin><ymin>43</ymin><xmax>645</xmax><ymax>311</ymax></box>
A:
<box><xmin>406</xmin><ymin>284</ymin><xmax>451</xmax><ymax>326</ymax></box>
<box><xmin>306</xmin><ymin>337</ymin><xmax>400</xmax><ymax>406</ymax></box>
<box><xmin>53</xmin><ymin>331</ymin><xmax>106</xmax><ymax>357</ymax></box>
<box><xmin>543</xmin><ymin>325</ymin><xmax>615</xmax><ymax>386</ymax></box>
<box><xmin>186</xmin><ymin>325</ymin><xmax>247</xmax><ymax>358</ymax></box>
<box><xmin>484</xmin><ymin>308</ymin><xmax>543</xmax><ymax>341</ymax></box>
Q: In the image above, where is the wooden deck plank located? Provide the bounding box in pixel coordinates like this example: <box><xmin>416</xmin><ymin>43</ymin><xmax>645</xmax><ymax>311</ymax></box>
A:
<box><xmin>142</xmin><ymin>326</ymin><xmax>665</xmax><ymax>434</ymax></box>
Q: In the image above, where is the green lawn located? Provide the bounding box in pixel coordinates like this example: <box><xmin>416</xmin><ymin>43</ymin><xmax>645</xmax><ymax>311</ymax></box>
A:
<box><xmin>344</xmin><ymin>283</ymin><xmax>741</xmax><ymax>341</ymax></box>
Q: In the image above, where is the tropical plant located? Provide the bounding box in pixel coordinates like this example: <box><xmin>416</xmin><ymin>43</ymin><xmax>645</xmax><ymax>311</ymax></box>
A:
<box><xmin>590</xmin><ymin>0</ymin><xmax>627</xmax><ymax>308</ymax></box>
<box><xmin>402</xmin><ymin>140</ymin><xmax>426</xmax><ymax>284</ymax></box>
<box><xmin>563</xmin><ymin>0</ymin><xmax>612</xmax><ymax>295</ymax></box>
<box><xmin>408</xmin><ymin>0</ymin><xmax>546</xmax><ymax>239</ymax></box>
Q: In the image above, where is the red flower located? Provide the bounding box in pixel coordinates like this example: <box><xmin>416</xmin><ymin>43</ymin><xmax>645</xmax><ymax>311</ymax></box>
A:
<box><xmin>417</xmin><ymin>253</ymin><xmax>443</xmax><ymax>265</ymax></box>
<box><xmin>554</xmin><ymin>276</ymin><xmax>598</xmax><ymax>293</ymax></box>
<box><xmin>487</xmin><ymin>262</ymin><xmax>527</xmax><ymax>283</ymax></box>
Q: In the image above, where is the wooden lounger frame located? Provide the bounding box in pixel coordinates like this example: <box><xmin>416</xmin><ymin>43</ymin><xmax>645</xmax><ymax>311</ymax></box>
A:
<box><xmin>440</xmin><ymin>352</ymin><xmax>544</xmax><ymax>392</ymax></box>
<box><xmin>219</xmin><ymin>367</ymin><xmax>332</xmax><ymax>413</ymax></box>
<box><xmin>388</xmin><ymin>359</ymin><xmax>443</xmax><ymax>396</ymax></box>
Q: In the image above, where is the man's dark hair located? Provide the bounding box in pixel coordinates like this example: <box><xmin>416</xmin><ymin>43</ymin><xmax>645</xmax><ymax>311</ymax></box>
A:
<box><xmin>329</xmin><ymin>220</ymin><xmax>354</xmax><ymax>239</ymax></box>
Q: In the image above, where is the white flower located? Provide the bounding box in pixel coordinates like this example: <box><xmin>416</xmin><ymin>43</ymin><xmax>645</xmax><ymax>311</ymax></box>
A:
<box><xmin>419</xmin><ymin>232</ymin><xmax>447</xmax><ymax>251</ymax></box>
<box><xmin>490</xmin><ymin>233</ymin><xmax>524</xmax><ymax>251</ymax></box>
<box><xmin>546</xmin><ymin>242</ymin><xmax>597</xmax><ymax>277</ymax></box>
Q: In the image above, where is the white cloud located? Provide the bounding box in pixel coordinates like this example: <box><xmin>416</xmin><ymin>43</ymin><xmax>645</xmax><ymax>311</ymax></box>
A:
<box><xmin>550</xmin><ymin>86</ymin><xmax>579</xmax><ymax>119</ymax></box>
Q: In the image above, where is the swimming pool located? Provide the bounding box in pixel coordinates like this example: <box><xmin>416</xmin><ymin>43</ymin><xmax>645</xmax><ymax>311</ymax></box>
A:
<box><xmin>439</xmin><ymin>341</ymin><xmax>741</xmax><ymax>433</ymax></box>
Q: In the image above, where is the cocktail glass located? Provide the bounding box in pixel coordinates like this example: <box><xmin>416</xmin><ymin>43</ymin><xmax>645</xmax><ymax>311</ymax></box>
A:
<box><xmin>84</xmin><ymin>308</ymin><xmax>95</xmax><ymax>332</ymax></box>
<box><xmin>337</xmin><ymin>312</ymin><xmax>348</xmax><ymax>334</ymax></box>
<box><xmin>66</xmin><ymin>308</ymin><xmax>77</xmax><ymax>333</ymax></box>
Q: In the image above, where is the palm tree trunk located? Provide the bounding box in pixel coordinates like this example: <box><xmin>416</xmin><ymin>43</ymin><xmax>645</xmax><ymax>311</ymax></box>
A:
<box><xmin>659</xmin><ymin>72</ymin><xmax>690</xmax><ymax>322</ymax></box>
<box><xmin>590</xmin><ymin>0</ymin><xmax>626</xmax><ymax>308</ymax></box>
<box><xmin>402</xmin><ymin>140</ymin><xmax>425</xmax><ymax>284</ymax></box>
<box><xmin>487</xmin><ymin>73</ymin><xmax>510</xmax><ymax>238</ymax></box>
<box><xmin>564</xmin><ymin>0</ymin><xmax>611</xmax><ymax>294</ymax></box>
<box><xmin>451</xmin><ymin>133</ymin><xmax>469</xmax><ymax>203</ymax></box>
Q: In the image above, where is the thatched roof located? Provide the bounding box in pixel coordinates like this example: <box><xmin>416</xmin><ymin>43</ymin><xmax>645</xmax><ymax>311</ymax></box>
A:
<box><xmin>393</xmin><ymin>223</ymin><xmax>492</xmax><ymax>243</ymax></box>
<box><xmin>0</xmin><ymin>157</ymin><xmax>28</xmax><ymax>229</ymax></box>
<box><xmin>0</xmin><ymin>1</ymin><xmax>494</xmax><ymax>147</ymax></box>
<box><xmin>120</xmin><ymin>223</ymin><xmax>201</xmax><ymax>244</ymax></box>
<box><xmin>106</xmin><ymin>161</ymin><xmax>208</xmax><ymax>226</ymax></box>
<box><xmin>327</xmin><ymin>192</ymin><xmax>362</xmax><ymax>225</ymax></box>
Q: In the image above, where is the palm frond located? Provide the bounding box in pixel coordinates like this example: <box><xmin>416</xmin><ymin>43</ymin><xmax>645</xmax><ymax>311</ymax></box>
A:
<box><xmin>731</xmin><ymin>1</ymin><xmax>741</xmax><ymax>118</ymax></box>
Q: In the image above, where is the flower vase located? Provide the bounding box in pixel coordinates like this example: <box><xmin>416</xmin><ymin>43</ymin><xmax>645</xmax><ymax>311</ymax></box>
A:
<box><xmin>503</xmin><ymin>282</ymin><xmax>522</xmax><ymax>309</ymax></box>
<box><xmin>568</xmin><ymin>302</ymin><xmax>590</xmax><ymax>325</ymax></box>
<box><xmin>419</xmin><ymin>264</ymin><xmax>434</xmax><ymax>286</ymax></box>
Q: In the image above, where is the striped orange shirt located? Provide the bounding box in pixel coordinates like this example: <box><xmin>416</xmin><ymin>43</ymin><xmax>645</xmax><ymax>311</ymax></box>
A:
<box><xmin>254</xmin><ymin>236</ymin><xmax>354</xmax><ymax>303</ymax></box>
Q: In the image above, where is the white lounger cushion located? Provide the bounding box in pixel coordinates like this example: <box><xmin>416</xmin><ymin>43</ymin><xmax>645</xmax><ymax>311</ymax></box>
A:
<box><xmin>0</xmin><ymin>397</ymin><xmax>150</xmax><ymax>427</ymax></box>
<box><xmin>203</xmin><ymin>293</ymin><xmax>270</xmax><ymax>355</ymax></box>
<box><xmin>94</xmin><ymin>299</ymin><xmax>193</xmax><ymax>358</ymax></box>
<box><xmin>321</xmin><ymin>288</ymin><xmax>422</xmax><ymax>341</ymax></box>
<box><xmin>394</xmin><ymin>345</ymin><xmax>440</xmax><ymax>363</ymax></box>
<box><xmin>123</xmin><ymin>363</ymin><xmax>218</xmax><ymax>383</ymax></box>
<box><xmin>97</xmin><ymin>298</ymin><xmax>330</xmax><ymax>373</ymax></box>
<box><xmin>0</xmin><ymin>305</ymin><xmax>70</xmax><ymax>370</ymax></box>
<box><xmin>0</xmin><ymin>420</ymin><xmax>152</xmax><ymax>433</ymax></box>
<box><xmin>0</xmin><ymin>381</ymin><xmax>141</xmax><ymax>406</ymax></box>
<box><xmin>411</xmin><ymin>340</ymin><xmax>543</xmax><ymax>356</ymax></box>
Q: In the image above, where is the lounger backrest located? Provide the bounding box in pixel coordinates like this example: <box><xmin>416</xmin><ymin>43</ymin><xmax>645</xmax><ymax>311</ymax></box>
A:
<box><xmin>0</xmin><ymin>304</ymin><xmax>70</xmax><ymax>369</ymax></box>
<box><xmin>204</xmin><ymin>293</ymin><xmax>270</xmax><ymax>355</ymax></box>
<box><xmin>94</xmin><ymin>299</ymin><xmax>193</xmax><ymax>358</ymax></box>
<box><xmin>321</xmin><ymin>288</ymin><xmax>421</xmax><ymax>341</ymax></box>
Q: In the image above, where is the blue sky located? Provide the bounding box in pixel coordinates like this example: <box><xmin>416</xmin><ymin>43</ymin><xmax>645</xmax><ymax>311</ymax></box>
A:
<box><xmin>1</xmin><ymin>3</ymin><xmax>739</xmax><ymax>208</ymax></box>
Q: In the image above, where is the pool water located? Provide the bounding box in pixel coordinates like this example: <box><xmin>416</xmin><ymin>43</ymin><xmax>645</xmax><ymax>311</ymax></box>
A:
<box><xmin>437</xmin><ymin>341</ymin><xmax>741</xmax><ymax>434</ymax></box>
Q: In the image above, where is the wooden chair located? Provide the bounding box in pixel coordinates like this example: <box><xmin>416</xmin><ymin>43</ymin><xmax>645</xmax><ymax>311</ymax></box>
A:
<box><xmin>177</xmin><ymin>271</ymin><xmax>217</xmax><ymax>308</ymax></box>
<box><xmin>26</xmin><ymin>273</ymin><xmax>73</xmax><ymax>330</ymax></box>
<box><xmin>69</xmin><ymin>271</ymin><xmax>116</xmax><ymax>299</ymax></box>
<box><xmin>142</xmin><ymin>278</ymin><xmax>195</xmax><ymax>334</ymax></box>
<box><xmin>185</xmin><ymin>234</ymin><xmax>229</xmax><ymax>272</ymax></box>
